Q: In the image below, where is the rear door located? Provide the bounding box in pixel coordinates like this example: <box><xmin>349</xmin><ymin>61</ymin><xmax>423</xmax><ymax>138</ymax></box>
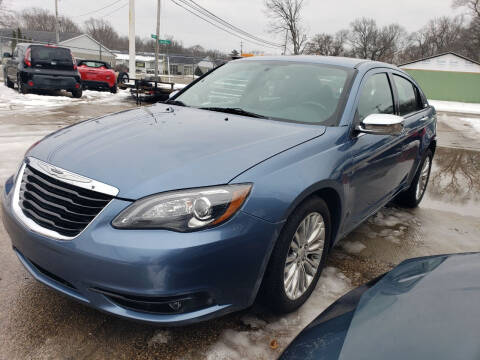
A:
<box><xmin>390</xmin><ymin>72</ymin><xmax>433</xmax><ymax>186</ymax></box>
<box><xmin>30</xmin><ymin>46</ymin><xmax>74</xmax><ymax>71</ymax></box>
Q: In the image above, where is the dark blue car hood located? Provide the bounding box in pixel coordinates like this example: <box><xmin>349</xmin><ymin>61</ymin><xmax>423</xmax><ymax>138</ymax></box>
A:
<box><xmin>28</xmin><ymin>104</ymin><xmax>326</xmax><ymax>199</ymax></box>
<box><xmin>281</xmin><ymin>253</ymin><xmax>480</xmax><ymax>360</ymax></box>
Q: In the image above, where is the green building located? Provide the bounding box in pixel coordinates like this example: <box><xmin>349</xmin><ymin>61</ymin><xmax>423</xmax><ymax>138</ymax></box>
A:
<box><xmin>399</xmin><ymin>52</ymin><xmax>480</xmax><ymax>103</ymax></box>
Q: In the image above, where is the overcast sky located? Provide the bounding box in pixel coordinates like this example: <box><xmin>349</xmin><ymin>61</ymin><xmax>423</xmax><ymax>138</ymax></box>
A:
<box><xmin>6</xmin><ymin>0</ymin><xmax>465</xmax><ymax>54</ymax></box>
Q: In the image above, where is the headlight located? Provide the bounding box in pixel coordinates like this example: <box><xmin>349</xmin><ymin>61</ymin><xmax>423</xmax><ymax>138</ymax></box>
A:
<box><xmin>112</xmin><ymin>184</ymin><xmax>252</xmax><ymax>232</ymax></box>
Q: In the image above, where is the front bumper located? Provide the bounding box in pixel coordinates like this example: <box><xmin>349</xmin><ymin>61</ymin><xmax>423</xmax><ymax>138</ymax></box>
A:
<box><xmin>2</xmin><ymin>176</ymin><xmax>281</xmax><ymax>325</ymax></box>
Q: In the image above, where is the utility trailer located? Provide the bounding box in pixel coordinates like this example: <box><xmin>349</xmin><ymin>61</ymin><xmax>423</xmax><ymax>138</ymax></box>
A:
<box><xmin>118</xmin><ymin>78</ymin><xmax>176</xmax><ymax>104</ymax></box>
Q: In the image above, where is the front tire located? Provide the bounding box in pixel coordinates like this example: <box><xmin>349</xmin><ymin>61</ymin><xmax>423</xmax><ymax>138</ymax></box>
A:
<box><xmin>110</xmin><ymin>84</ymin><xmax>118</xmax><ymax>93</ymax></box>
<box><xmin>395</xmin><ymin>149</ymin><xmax>433</xmax><ymax>208</ymax></box>
<box><xmin>260</xmin><ymin>197</ymin><xmax>331</xmax><ymax>313</ymax></box>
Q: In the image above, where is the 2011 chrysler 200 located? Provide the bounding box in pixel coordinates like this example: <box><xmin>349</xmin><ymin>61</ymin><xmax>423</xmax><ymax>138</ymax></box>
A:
<box><xmin>2</xmin><ymin>56</ymin><xmax>436</xmax><ymax>325</ymax></box>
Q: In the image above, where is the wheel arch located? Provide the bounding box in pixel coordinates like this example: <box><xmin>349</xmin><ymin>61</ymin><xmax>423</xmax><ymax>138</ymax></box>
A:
<box><xmin>282</xmin><ymin>181</ymin><xmax>344</xmax><ymax>251</ymax></box>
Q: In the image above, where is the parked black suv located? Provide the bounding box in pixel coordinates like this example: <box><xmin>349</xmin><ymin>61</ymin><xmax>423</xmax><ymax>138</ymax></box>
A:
<box><xmin>3</xmin><ymin>43</ymin><xmax>82</xmax><ymax>98</ymax></box>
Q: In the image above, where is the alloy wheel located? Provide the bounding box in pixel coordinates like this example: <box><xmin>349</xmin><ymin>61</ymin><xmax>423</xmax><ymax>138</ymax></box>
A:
<box><xmin>284</xmin><ymin>212</ymin><xmax>325</xmax><ymax>300</ymax></box>
<box><xmin>416</xmin><ymin>157</ymin><xmax>431</xmax><ymax>200</ymax></box>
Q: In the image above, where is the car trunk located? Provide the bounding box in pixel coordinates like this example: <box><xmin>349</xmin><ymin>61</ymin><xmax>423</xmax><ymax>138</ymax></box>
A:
<box><xmin>31</xmin><ymin>46</ymin><xmax>75</xmax><ymax>71</ymax></box>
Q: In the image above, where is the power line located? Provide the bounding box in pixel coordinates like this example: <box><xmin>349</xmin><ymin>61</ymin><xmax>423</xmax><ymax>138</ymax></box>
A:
<box><xmin>170</xmin><ymin>0</ymin><xmax>282</xmax><ymax>50</ymax></box>
<box><xmin>179</xmin><ymin>0</ymin><xmax>282</xmax><ymax>48</ymax></box>
<box><xmin>74</xmin><ymin>0</ymin><xmax>123</xmax><ymax>18</ymax></box>
<box><xmin>102</xmin><ymin>1</ymin><xmax>128</xmax><ymax>17</ymax></box>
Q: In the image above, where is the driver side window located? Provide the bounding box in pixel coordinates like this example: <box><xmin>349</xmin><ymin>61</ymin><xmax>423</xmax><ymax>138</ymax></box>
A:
<box><xmin>356</xmin><ymin>73</ymin><xmax>394</xmax><ymax>122</ymax></box>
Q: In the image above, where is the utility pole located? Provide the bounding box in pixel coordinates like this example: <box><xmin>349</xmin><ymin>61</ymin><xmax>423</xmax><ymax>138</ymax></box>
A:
<box><xmin>154</xmin><ymin>0</ymin><xmax>161</xmax><ymax>80</ymax></box>
<box><xmin>240</xmin><ymin>41</ymin><xmax>243</xmax><ymax>55</ymax></box>
<box><xmin>55</xmin><ymin>0</ymin><xmax>60</xmax><ymax>44</ymax></box>
<box><xmin>128</xmin><ymin>0</ymin><xmax>136</xmax><ymax>80</ymax></box>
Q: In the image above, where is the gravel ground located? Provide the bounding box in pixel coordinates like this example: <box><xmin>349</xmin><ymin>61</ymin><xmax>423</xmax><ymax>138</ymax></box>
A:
<box><xmin>0</xmin><ymin>83</ymin><xmax>479</xmax><ymax>359</ymax></box>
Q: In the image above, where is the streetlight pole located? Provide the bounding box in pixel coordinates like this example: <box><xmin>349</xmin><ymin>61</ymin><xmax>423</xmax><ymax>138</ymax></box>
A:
<box><xmin>154</xmin><ymin>0</ymin><xmax>161</xmax><ymax>80</ymax></box>
<box><xmin>55</xmin><ymin>0</ymin><xmax>60</xmax><ymax>44</ymax></box>
<box><xmin>128</xmin><ymin>0</ymin><xmax>136</xmax><ymax>80</ymax></box>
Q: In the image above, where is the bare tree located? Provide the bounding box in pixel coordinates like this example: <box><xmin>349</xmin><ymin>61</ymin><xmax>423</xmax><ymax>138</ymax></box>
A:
<box><xmin>20</xmin><ymin>8</ymin><xmax>80</xmax><ymax>33</ymax></box>
<box><xmin>305</xmin><ymin>30</ymin><xmax>348</xmax><ymax>56</ymax></box>
<box><xmin>348</xmin><ymin>18</ymin><xmax>406</xmax><ymax>62</ymax></box>
<box><xmin>264</xmin><ymin>0</ymin><xmax>307</xmax><ymax>54</ymax></box>
<box><xmin>453</xmin><ymin>0</ymin><xmax>480</xmax><ymax>18</ymax></box>
<box><xmin>84</xmin><ymin>18</ymin><xmax>119</xmax><ymax>49</ymax></box>
<box><xmin>0</xmin><ymin>0</ymin><xmax>16</xmax><ymax>28</ymax></box>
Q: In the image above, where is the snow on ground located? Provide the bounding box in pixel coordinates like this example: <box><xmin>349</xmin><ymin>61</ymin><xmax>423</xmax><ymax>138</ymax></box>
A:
<box><xmin>429</xmin><ymin>100</ymin><xmax>480</xmax><ymax>115</ymax></box>
<box><xmin>205</xmin><ymin>267</ymin><xmax>352</xmax><ymax>360</ymax></box>
<box><xmin>438</xmin><ymin>114</ymin><xmax>480</xmax><ymax>139</ymax></box>
<box><xmin>460</xmin><ymin>117</ymin><xmax>480</xmax><ymax>134</ymax></box>
<box><xmin>0</xmin><ymin>83</ymin><xmax>131</xmax><ymax>113</ymax></box>
<box><xmin>341</xmin><ymin>240</ymin><xmax>367</xmax><ymax>254</ymax></box>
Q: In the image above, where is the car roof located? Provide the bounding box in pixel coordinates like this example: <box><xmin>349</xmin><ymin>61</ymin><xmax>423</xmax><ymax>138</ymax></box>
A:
<box><xmin>236</xmin><ymin>55</ymin><xmax>398</xmax><ymax>71</ymax></box>
<box><xmin>17</xmin><ymin>42</ymin><xmax>70</xmax><ymax>50</ymax></box>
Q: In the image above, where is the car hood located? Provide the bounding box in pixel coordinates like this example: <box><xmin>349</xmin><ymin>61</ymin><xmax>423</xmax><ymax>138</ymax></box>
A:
<box><xmin>28</xmin><ymin>104</ymin><xmax>326</xmax><ymax>199</ymax></box>
<box><xmin>281</xmin><ymin>253</ymin><xmax>480</xmax><ymax>360</ymax></box>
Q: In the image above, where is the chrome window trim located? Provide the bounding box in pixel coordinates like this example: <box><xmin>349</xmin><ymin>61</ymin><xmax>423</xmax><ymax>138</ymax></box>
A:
<box><xmin>12</xmin><ymin>157</ymin><xmax>119</xmax><ymax>241</ymax></box>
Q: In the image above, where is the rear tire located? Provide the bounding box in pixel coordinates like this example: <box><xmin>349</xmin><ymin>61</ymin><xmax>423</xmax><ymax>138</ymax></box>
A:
<box><xmin>71</xmin><ymin>88</ymin><xmax>83</xmax><ymax>98</ymax></box>
<box><xmin>4</xmin><ymin>73</ymin><xmax>14</xmax><ymax>88</ymax></box>
<box><xmin>17</xmin><ymin>74</ymin><xmax>27</xmax><ymax>94</ymax></box>
<box><xmin>259</xmin><ymin>196</ymin><xmax>331</xmax><ymax>314</ymax></box>
<box><xmin>118</xmin><ymin>72</ymin><xmax>129</xmax><ymax>84</ymax></box>
<box><xmin>395</xmin><ymin>149</ymin><xmax>433</xmax><ymax>208</ymax></box>
<box><xmin>110</xmin><ymin>84</ymin><xmax>118</xmax><ymax>93</ymax></box>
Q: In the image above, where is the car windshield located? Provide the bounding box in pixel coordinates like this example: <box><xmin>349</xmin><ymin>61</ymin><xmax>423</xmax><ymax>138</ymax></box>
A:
<box><xmin>175</xmin><ymin>60</ymin><xmax>354</xmax><ymax>125</ymax></box>
<box><xmin>79</xmin><ymin>61</ymin><xmax>109</xmax><ymax>68</ymax></box>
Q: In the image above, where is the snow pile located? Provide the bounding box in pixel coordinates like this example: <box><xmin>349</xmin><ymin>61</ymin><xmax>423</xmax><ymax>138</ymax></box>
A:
<box><xmin>367</xmin><ymin>207</ymin><xmax>419</xmax><ymax>244</ymax></box>
<box><xmin>147</xmin><ymin>330</ymin><xmax>171</xmax><ymax>347</ymax></box>
<box><xmin>205</xmin><ymin>267</ymin><xmax>352</xmax><ymax>360</ymax></box>
<box><xmin>341</xmin><ymin>240</ymin><xmax>367</xmax><ymax>254</ymax></box>
<box><xmin>429</xmin><ymin>100</ymin><xmax>480</xmax><ymax>115</ymax></box>
<box><xmin>0</xmin><ymin>82</ymin><xmax>130</xmax><ymax>113</ymax></box>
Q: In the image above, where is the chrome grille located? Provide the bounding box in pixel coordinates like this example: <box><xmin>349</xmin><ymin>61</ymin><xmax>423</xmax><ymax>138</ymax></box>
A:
<box><xmin>15</xmin><ymin>158</ymin><xmax>117</xmax><ymax>239</ymax></box>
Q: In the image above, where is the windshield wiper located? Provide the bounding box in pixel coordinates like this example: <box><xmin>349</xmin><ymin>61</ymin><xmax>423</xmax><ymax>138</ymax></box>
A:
<box><xmin>199</xmin><ymin>107</ymin><xmax>268</xmax><ymax>119</ymax></box>
<box><xmin>165</xmin><ymin>99</ymin><xmax>186</xmax><ymax>106</ymax></box>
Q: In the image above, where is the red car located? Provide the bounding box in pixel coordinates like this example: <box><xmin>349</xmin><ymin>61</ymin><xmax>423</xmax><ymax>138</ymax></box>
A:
<box><xmin>77</xmin><ymin>60</ymin><xmax>117</xmax><ymax>93</ymax></box>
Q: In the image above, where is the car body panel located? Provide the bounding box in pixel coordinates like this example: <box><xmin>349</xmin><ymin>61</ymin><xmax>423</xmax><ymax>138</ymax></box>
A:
<box><xmin>78</xmin><ymin>61</ymin><xmax>116</xmax><ymax>89</ymax></box>
<box><xmin>28</xmin><ymin>105</ymin><xmax>327</xmax><ymax>199</ymax></box>
<box><xmin>280</xmin><ymin>253</ymin><xmax>480</xmax><ymax>360</ymax></box>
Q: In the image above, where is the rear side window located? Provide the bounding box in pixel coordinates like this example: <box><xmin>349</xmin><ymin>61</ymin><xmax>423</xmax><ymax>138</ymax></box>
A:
<box><xmin>357</xmin><ymin>73</ymin><xmax>394</xmax><ymax>121</ymax></box>
<box><xmin>31</xmin><ymin>46</ymin><xmax>72</xmax><ymax>64</ymax></box>
<box><xmin>393</xmin><ymin>75</ymin><xmax>423</xmax><ymax>116</ymax></box>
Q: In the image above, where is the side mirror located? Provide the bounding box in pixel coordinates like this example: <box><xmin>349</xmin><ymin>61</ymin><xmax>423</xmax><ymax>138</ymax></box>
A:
<box><xmin>3</xmin><ymin>52</ymin><xmax>12</xmax><ymax>58</ymax></box>
<box><xmin>357</xmin><ymin>114</ymin><xmax>404</xmax><ymax>136</ymax></box>
<box><xmin>169</xmin><ymin>90</ymin><xmax>179</xmax><ymax>99</ymax></box>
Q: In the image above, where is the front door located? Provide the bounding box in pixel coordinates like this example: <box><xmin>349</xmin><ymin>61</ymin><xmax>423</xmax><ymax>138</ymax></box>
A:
<box><xmin>346</xmin><ymin>70</ymin><xmax>406</xmax><ymax>226</ymax></box>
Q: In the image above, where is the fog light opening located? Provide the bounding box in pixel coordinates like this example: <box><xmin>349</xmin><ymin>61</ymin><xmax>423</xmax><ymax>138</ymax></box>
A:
<box><xmin>168</xmin><ymin>301</ymin><xmax>182</xmax><ymax>311</ymax></box>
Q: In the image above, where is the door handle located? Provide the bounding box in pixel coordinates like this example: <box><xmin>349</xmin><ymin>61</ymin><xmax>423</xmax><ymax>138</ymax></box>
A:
<box><xmin>420</xmin><ymin>116</ymin><xmax>429</xmax><ymax>121</ymax></box>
